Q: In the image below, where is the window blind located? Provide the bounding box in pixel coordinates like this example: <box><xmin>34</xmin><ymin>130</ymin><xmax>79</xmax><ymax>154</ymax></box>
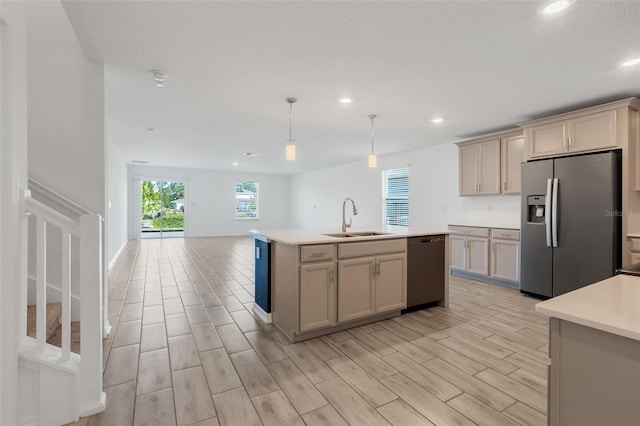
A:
<box><xmin>384</xmin><ymin>168</ymin><xmax>409</xmax><ymax>226</ymax></box>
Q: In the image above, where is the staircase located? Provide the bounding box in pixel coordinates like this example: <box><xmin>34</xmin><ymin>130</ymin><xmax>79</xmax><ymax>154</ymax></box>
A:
<box><xmin>17</xmin><ymin>188</ymin><xmax>106</xmax><ymax>425</ymax></box>
<box><xmin>26</xmin><ymin>303</ymin><xmax>81</xmax><ymax>354</ymax></box>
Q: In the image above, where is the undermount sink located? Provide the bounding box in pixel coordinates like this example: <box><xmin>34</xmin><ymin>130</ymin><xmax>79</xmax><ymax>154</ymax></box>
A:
<box><xmin>323</xmin><ymin>231</ymin><xmax>391</xmax><ymax>238</ymax></box>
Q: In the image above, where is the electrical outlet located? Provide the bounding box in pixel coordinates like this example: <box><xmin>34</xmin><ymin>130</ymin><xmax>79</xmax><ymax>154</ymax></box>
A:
<box><xmin>486</xmin><ymin>203</ymin><xmax>492</xmax><ymax>211</ymax></box>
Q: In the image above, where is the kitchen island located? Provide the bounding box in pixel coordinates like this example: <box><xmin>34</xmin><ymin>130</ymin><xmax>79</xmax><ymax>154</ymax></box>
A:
<box><xmin>254</xmin><ymin>226</ymin><xmax>450</xmax><ymax>342</ymax></box>
<box><xmin>536</xmin><ymin>274</ymin><xmax>640</xmax><ymax>426</ymax></box>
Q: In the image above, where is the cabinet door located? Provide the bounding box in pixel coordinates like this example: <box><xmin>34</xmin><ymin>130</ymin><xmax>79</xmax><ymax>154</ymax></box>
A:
<box><xmin>300</xmin><ymin>262</ymin><xmax>336</xmax><ymax>332</ymax></box>
<box><xmin>490</xmin><ymin>239</ymin><xmax>519</xmax><ymax>282</ymax></box>
<box><xmin>466</xmin><ymin>237</ymin><xmax>489</xmax><ymax>276</ymax></box>
<box><xmin>375</xmin><ymin>253</ymin><xmax>406</xmax><ymax>313</ymax></box>
<box><xmin>527</xmin><ymin>121</ymin><xmax>567</xmax><ymax>158</ymax></box>
<box><xmin>501</xmin><ymin>136</ymin><xmax>523</xmax><ymax>194</ymax></box>
<box><xmin>459</xmin><ymin>145</ymin><xmax>478</xmax><ymax>195</ymax></box>
<box><xmin>337</xmin><ymin>257</ymin><xmax>375</xmax><ymax>323</ymax></box>
<box><xmin>569</xmin><ymin>110</ymin><xmax>617</xmax><ymax>153</ymax></box>
<box><xmin>449</xmin><ymin>236</ymin><xmax>466</xmax><ymax>271</ymax></box>
<box><xmin>478</xmin><ymin>139</ymin><xmax>501</xmax><ymax>195</ymax></box>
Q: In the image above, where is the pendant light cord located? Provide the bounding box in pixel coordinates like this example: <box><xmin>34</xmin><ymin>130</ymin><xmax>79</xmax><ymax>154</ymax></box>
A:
<box><xmin>289</xmin><ymin>101</ymin><xmax>293</xmax><ymax>144</ymax></box>
<box><xmin>369</xmin><ymin>114</ymin><xmax>377</xmax><ymax>154</ymax></box>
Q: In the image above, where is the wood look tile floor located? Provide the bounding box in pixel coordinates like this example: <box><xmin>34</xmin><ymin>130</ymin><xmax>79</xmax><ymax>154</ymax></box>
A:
<box><xmin>70</xmin><ymin>237</ymin><xmax>549</xmax><ymax>426</ymax></box>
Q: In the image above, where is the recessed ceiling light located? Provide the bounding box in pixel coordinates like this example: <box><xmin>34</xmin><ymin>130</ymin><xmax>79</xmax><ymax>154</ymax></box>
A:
<box><xmin>431</xmin><ymin>117</ymin><xmax>445</xmax><ymax>124</ymax></box>
<box><xmin>621</xmin><ymin>57</ymin><xmax>640</xmax><ymax>67</ymax></box>
<box><xmin>151</xmin><ymin>70</ymin><xmax>167</xmax><ymax>87</ymax></box>
<box><xmin>339</xmin><ymin>98</ymin><xmax>353</xmax><ymax>104</ymax></box>
<box><xmin>147</xmin><ymin>127</ymin><xmax>154</xmax><ymax>134</ymax></box>
<box><xmin>232</xmin><ymin>162</ymin><xmax>239</xmax><ymax>166</ymax></box>
<box><xmin>132</xmin><ymin>160</ymin><xmax>149</xmax><ymax>164</ymax></box>
<box><xmin>542</xmin><ymin>0</ymin><xmax>575</xmax><ymax>16</ymax></box>
<box><xmin>243</xmin><ymin>152</ymin><xmax>259</xmax><ymax>157</ymax></box>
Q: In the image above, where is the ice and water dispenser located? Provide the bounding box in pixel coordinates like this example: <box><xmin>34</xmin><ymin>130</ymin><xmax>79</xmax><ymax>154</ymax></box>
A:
<box><xmin>527</xmin><ymin>195</ymin><xmax>546</xmax><ymax>223</ymax></box>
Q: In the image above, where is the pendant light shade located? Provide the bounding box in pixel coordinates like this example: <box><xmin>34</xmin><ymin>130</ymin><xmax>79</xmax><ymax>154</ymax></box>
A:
<box><xmin>368</xmin><ymin>114</ymin><xmax>378</xmax><ymax>168</ymax></box>
<box><xmin>368</xmin><ymin>153</ymin><xmax>378</xmax><ymax>168</ymax></box>
<box><xmin>286</xmin><ymin>143</ymin><xmax>296</xmax><ymax>161</ymax></box>
<box><xmin>285</xmin><ymin>97</ymin><xmax>297</xmax><ymax>161</ymax></box>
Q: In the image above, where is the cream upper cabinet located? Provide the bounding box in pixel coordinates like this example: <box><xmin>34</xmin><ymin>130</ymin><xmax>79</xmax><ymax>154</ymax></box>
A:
<box><xmin>478</xmin><ymin>140</ymin><xmax>501</xmax><ymax>195</ymax></box>
<box><xmin>458</xmin><ymin>139</ymin><xmax>500</xmax><ymax>195</ymax></box>
<box><xmin>457</xmin><ymin>130</ymin><xmax>523</xmax><ymax>196</ymax></box>
<box><xmin>375</xmin><ymin>253</ymin><xmax>406</xmax><ymax>314</ymax></box>
<box><xmin>501</xmin><ymin>135</ymin><xmax>524</xmax><ymax>194</ymax></box>
<box><xmin>300</xmin><ymin>262</ymin><xmax>336</xmax><ymax>332</ymax></box>
<box><xmin>459</xmin><ymin>145</ymin><xmax>479</xmax><ymax>195</ymax></box>
<box><xmin>526</xmin><ymin>110</ymin><xmax>617</xmax><ymax>159</ymax></box>
<box><xmin>337</xmin><ymin>257</ymin><xmax>376</xmax><ymax>323</ymax></box>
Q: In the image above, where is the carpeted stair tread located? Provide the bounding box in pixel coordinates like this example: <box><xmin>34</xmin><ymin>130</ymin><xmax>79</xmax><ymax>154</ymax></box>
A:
<box><xmin>26</xmin><ymin>302</ymin><xmax>62</xmax><ymax>340</ymax></box>
<box><xmin>47</xmin><ymin>322</ymin><xmax>81</xmax><ymax>354</ymax></box>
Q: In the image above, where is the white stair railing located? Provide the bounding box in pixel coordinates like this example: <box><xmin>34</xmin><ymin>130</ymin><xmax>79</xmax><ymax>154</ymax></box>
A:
<box><xmin>23</xmin><ymin>189</ymin><xmax>105</xmax><ymax>417</ymax></box>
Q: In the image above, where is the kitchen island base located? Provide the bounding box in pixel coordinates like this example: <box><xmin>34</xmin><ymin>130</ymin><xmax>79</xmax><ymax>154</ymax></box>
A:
<box><xmin>548</xmin><ymin>317</ymin><xmax>640</xmax><ymax>426</ymax></box>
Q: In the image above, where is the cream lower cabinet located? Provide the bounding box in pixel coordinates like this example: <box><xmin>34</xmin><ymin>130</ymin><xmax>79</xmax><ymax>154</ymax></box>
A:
<box><xmin>628</xmin><ymin>237</ymin><xmax>640</xmax><ymax>264</ymax></box>
<box><xmin>448</xmin><ymin>226</ymin><xmax>489</xmax><ymax>276</ymax></box>
<box><xmin>337</xmin><ymin>257</ymin><xmax>375</xmax><ymax>323</ymax></box>
<box><xmin>375</xmin><ymin>253</ymin><xmax>406</xmax><ymax>313</ymax></box>
<box><xmin>300</xmin><ymin>261</ymin><xmax>336</xmax><ymax>332</ymax></box>
<box><xmin>490</xmin><ymin>240</ymin><xmax>519</xmax><ymax>282</ymax></box>
<box><xmin>337</xmin><ymin>239</ymin><xmax>407</xmax><ymax>324</ymax></box>
<box><xmin>466</xmin><ymin>238</ymin><xmax>489</xmax><ymax>276</ymax></box>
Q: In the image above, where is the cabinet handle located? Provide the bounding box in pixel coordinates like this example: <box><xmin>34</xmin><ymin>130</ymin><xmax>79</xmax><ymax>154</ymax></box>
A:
<box><xmin>377</xmin><ymin>263</ymin><xmax>381</xmax><ymax>276</ymax></box>
<box><xmin>503</xmin><ymin>182</ymin><xmax>507</xmax><ymax>191</ymax></box>
<box><xmin>329</xmin><ymin>269</ymin><xmax>334</xmax><ymax>283</ymax></box>
<box><xmin>492</xmin><ymin>242</ymin><xmax>495</xmax><ymax>251</ymax></box>
<box><xmin>568</xmin><ymin>136</ymin><xmax>572</xmax><ymax>148</ymax></box>
<box><xmin>563</xmin><ymin>138</ymin><xmax>568</xmax><ymax>151</ymax></box>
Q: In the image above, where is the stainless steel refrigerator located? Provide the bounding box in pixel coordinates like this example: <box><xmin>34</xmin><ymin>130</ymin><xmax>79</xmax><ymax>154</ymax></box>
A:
<box><xmin>520</xmin><ymin>150</ymin><xmax>621</xmax><ymax>298</ymax></box>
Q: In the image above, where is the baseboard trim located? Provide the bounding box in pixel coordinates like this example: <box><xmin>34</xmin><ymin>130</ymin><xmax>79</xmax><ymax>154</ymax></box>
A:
<box><xmin>108</xmin><ymin>240</ymin><xmax>127</xmax><ymax>270</ymax></box>
<box><xmin>252</xmin><ymin>303</ymin><xmax>272</xmax><ymax>324</ymax></box>
<box><xmin>450</xmin><ymin>269</ymin><xmax>519</xmax><ymax>289</ymax></box>
<box><xmin>79</xmin><ymin>392</ymin><xmax>106</xmax><ymax>417</ymax></box>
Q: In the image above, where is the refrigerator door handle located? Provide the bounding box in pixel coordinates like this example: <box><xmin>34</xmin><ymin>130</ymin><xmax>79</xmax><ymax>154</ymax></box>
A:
<box><xmin>552</xmin><ymin>178</ymin><xmax>559</xmax><ymax>247</ymax></box>
<box><xmin>545</xmin><ymin>179</ymin><xmax>552</xmax><ymax>247</ymax></box>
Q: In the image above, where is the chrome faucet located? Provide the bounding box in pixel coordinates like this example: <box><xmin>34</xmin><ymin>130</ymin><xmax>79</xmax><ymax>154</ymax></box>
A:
<box><xmin>342</xmin><ymin>198</ymin><xmax>358</xmax><ymax>232</ymax></box>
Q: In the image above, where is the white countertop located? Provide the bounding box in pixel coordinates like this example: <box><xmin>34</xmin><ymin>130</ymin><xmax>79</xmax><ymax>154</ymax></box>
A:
<box><xmin>449</xmin><ymin>223</ymin><xmax>520</xmax><ymax>230</ymax></box>
<box><xmin>253</xmin><ymin>225</ymin><xmax>450</xmax><ymax>245</ymax></box>
<box><xmin>535</xmin><ymin>274</ymin><xmax>640</xmax><ymax>341</ymax></box>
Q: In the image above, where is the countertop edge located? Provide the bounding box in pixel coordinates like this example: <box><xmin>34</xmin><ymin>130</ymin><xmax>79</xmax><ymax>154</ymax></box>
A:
<box><xmin>535</xmin><ymin>275</ymin><xmax>640</xmax><ymax>342</ymax></box>
<box><xmin>252</xmin><ymin>227</ymin><xmax>451</xmax><ymax>245</ymax></box>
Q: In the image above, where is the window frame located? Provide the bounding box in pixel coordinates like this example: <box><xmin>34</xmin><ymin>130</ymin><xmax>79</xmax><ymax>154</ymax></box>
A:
<box><xmin>235</xmin><ymin>181</ymin><xmax>259</xmax><ymax>220</ymax></box>
<box><xmin>382</xmin><ymin>168</ymin><xmax>409</xmax><ymax>227</ymax></box>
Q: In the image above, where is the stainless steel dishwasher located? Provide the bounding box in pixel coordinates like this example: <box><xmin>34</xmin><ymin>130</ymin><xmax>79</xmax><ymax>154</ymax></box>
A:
<box><xmin>405</xmin><ymin>235</ymin><xmax>445</xmax><ymax>312</ymax></box>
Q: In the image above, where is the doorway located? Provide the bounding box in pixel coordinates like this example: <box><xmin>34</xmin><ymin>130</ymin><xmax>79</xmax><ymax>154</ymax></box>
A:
<box><xmin>140</xmin><ymin>180</ymin><xmax>185</xmax><ymax>238</ymax></box>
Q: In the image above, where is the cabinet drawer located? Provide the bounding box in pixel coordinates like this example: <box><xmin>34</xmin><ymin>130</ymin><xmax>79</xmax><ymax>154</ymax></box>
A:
<box><xmin>300</xmin><ymin>244</ymin><xmax>335</xmax><ymax>262</ymax></box>
<box><xmin>338</xmin><ymin>239</ymin><xmax>406</xmax><ymax>259</ymax></box>
<box><xmin>491</xmin><ymin>229</ymin><xmax>520</xmax><ymax>241</ymax></box>
<box><xmin>448</xmin><ymin>226</ymin><xmax>490</xmax><ymax>238</ymax></box>
<box><xmin>630</xmin><ymin>238</ymin><xmax>640</xmax><ymax>253</ymax></box>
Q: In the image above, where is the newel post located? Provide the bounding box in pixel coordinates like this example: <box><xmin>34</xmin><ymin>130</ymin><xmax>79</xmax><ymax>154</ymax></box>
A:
<box><xmin>78</xmin><ymin>214</ymin><xmax>106</xmax><ymax>414</ymax></box>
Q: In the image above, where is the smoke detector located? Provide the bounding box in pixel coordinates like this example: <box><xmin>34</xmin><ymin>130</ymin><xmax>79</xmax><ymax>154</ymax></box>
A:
<box><xmin>151</xmin><ymin>70</ymin><xmax>167</xmax><ymax>87</ymax></box>
<box><xmin>243</xmin><ymin>152</ymin><xmax>259</xmax><ymax>157</ymax></box>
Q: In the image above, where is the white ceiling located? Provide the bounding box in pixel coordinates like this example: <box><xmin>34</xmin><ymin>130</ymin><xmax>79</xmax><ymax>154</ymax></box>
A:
<box><xmin>61</xmin><ymin>1</ymin><xmax>640</xmax><ymax>175</ymax></box>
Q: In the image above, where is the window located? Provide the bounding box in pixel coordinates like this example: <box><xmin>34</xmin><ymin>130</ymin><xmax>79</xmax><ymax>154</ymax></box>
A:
<box><xmin>383</xmin><ymin>168</ymin><xmax>409</xmax><ymax>226</ymax></box>
<box><xmin>236</xmin><ymin>181</ymin><xmax>258</xmax><ymax>219</ymax></box>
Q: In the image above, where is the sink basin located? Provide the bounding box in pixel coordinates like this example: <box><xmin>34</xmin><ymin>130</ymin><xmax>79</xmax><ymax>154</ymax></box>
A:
<box><xmin>323</xmin><ymin>231</ymin><xmax>391</xmax><ymax>238</ymax></box>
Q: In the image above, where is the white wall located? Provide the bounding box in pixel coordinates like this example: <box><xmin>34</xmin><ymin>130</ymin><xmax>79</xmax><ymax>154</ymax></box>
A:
<box><xmin>25</xmin><ymin>1</ymin><xmax>105</xmax><ymax>216</ymax></box>
<box><xmin>127</xmin><ymin>164</ymin><xmax>290</xmax><ymax>238</ymax></box>
<box><xmin>106</xmin><ymin>142</ymin><xmax>128</xmax><ymax>266</ymax></box>
<box><xmin>291</xmin><ymin>142</ymin><xmax>521</xmax><ymax>230</ymax></box>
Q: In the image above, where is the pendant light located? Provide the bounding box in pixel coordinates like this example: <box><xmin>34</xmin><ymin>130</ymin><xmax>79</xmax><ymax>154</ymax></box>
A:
<box><xmin>368</xmin><ymin>114</ymin><xmax>378</xmax><ymax>168</ymax></box>
<box><xmin>285</xmin><ymin>97</ymin><xmax>297</xmax><ymax>160</ymax></box>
